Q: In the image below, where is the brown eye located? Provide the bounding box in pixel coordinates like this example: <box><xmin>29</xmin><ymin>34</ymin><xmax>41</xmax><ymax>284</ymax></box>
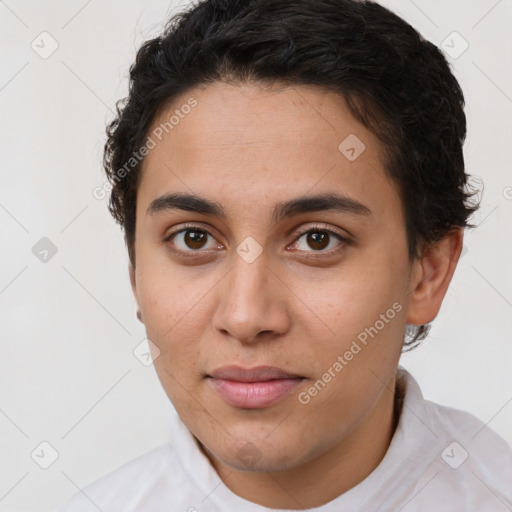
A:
<box><xmin>183</xmin><ymin>230</ymin><xmax>208</xmax><ymax>249</ymax></box>
<box><xmin>293</xmin><ymin>228</ymin><xmax>347</xmax><ymax>254</ymax></box>
<box><xmin>168</xmin><ymin>228</ymin><xmax>218</xmax><ymax>252</ymax></box>
<box><xmin>306</xmin><ymin>231</ymin><xmax>329</xmax><ymax>251</ymax></box>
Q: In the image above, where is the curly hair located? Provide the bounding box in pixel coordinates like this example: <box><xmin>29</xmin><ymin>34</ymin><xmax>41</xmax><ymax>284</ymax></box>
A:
<box><xmin>103</xmin><ymin>0</ymin><xmax>480</xmax><ymax>349</ymax></box>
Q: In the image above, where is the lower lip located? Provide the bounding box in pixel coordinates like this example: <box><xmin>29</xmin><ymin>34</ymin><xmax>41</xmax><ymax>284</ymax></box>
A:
<box><xmin>208</xmin><ymin>377</ymin><xmax>304</xmax><ymax>408</ymax></box>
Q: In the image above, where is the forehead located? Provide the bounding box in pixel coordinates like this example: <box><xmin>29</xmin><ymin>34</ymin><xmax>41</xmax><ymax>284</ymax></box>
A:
<box><xmin>137</xmin><ymin>81</ymin><xmax>403</xmax><ymax>226</ymax></box>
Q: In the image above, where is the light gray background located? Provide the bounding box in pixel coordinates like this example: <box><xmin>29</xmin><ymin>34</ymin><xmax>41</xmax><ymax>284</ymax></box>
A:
<box><xmin>1</xmin><ymin>1</ymin><xmax>511</xmax><ymax>511</ymax></box>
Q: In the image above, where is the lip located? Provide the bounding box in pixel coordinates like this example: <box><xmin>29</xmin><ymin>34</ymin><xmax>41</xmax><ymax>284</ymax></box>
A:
<box><xmin>207</xmin><ymin>365</ymin><xmax>305</xmax><ymax>409</ymax></box>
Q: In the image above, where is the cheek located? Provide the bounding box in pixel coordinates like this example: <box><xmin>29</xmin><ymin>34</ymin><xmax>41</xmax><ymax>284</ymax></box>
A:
<box><xmin>138</xmin><ymin>279</ymin><xmax>181</xmax><ymax>340</ymax></box>
<box><xmin>301</xmin><ymin>260</ymin><xmax>403</xmax><ymax>338</ymax></box>
<box><xmin>297</xmin><ymin>257</ymin><xmax>407</xmax><ymax>382</ymax></box>
<box><xmin>136</xmin><ymin>255</ymin><xmax>207</xmax><ymax>339</ymax></box>
<box><xmin>144</xmin><ymin>282</ymin><xmax>206</xmax><ymax>407</ymax></box>
<box><xmin>136</xmin><ymin>262</ymin><xmax>213</xmax><ymax>372</ymax></box>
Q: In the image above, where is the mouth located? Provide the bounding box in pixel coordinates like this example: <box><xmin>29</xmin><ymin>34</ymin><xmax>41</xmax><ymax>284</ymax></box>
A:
<box><xmin>206</xmin><ymin>365</ymin><xmax>305</xmax><ymax>409</ymax></box>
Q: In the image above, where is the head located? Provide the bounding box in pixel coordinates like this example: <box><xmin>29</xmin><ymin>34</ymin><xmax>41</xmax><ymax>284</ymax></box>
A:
<box><xmin>103</xmin><ymin>0</ymin><xmax>479</xmax><ymax>484</ymax></box>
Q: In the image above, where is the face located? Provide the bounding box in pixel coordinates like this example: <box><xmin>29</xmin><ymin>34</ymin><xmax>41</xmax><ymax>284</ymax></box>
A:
<box><xmin>130</xmin><ymin>81</ymin><xmax>416</xmax><ymax>473</ymax></box>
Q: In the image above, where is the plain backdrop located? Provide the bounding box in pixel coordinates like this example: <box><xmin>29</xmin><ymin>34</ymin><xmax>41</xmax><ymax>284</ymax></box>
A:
<box><xmin>1</xmin><ymin>1</ymin><xmax>511</xmax><ymax>511</ymax></box>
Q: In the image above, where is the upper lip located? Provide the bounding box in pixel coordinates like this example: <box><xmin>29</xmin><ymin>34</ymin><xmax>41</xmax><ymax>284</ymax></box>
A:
<box><xmin>208</xmin><ymin>365</ymin><xmax>303</xmax><ymax>382</ymax></box>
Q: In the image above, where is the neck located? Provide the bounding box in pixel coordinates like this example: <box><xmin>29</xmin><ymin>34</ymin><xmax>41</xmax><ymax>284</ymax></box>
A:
<box><xmin>200</xmin><ymin>375</ymin><xmax>399</xmax><ymax>509</ymax></box>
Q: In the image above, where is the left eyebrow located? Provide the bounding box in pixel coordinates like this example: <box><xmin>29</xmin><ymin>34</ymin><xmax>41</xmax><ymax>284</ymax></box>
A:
<box><xmin>146</xmin><ymin>192</ymin><xmax>372</xmax><ymax>221</ymax></box>
<box><xmin>271</xmin><ymin>192</ymin><xmax>372</xmax><ymax>223</ymax></box>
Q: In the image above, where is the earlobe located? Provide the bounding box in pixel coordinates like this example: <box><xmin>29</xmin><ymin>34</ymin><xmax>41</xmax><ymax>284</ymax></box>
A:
<box><xmin>406</xmin><ymin>229</ymin><xmax>463</xmax><ymax>326</ymax></box>
<box><xmin>129</xmin><ymin>263</ymin><xmax>144</xmax><ymax>323</ymax></box>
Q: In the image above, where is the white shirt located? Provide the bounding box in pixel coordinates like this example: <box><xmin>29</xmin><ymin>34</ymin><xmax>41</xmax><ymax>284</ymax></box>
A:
<box><xmin>55</xmin><ymin>368</ymin><xmax>512</xmax><ymax>511</ymax></box>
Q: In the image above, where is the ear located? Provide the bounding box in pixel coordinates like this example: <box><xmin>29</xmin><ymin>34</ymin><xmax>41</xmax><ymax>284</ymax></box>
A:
<box><xmin>406</xmin><ymin>228</ymin><xmax>463</xmax><ymax>326</ymax></box>
<box><xmin>129</xmin><ymin>263</ymin><xmax>144</xmax><ymax>323</ymax></box>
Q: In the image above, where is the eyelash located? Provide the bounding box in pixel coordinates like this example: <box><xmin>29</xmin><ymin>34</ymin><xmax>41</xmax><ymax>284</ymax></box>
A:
<box><xmin>163</xmin><ymin>222</ymin><xmax>349</xmax><ymax>258</ymax></box>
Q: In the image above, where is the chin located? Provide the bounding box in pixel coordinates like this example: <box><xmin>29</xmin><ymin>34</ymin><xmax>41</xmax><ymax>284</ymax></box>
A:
<box><xmin>224</xmin><ymin>451</ymin><xmax>305</xmax><ymax>473</ymax></box>
<box><xmin>207</xmin><ymin>434</ymin><xmax>312</xmax><ymax>473</ymax></box>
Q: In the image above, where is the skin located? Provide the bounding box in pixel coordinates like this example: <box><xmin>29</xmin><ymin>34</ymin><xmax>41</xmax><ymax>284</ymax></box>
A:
<box><xmin>129</xmin><ymin>81</ymin><xmax>462</xmax><ymax>509</ymax></box>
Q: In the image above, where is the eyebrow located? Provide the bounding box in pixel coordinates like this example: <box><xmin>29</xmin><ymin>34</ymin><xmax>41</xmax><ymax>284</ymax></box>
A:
<box><xmin>146</xmin><ymin>192</ymin><xmax>372</xmax><ymax>222</ymax></box>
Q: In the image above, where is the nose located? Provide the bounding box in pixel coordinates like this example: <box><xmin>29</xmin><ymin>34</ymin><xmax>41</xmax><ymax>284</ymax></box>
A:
<box><xmin>211</xmin><ymin>251</ymin><xmax>291</xmax><ymax>344</ymax></box>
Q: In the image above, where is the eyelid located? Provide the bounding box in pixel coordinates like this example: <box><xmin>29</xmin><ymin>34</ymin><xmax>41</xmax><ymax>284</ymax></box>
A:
<box><xmin>288</xmin><ymin>222</ymin><xmax>349</xmax><ymax>255</ymax></box>
<box><xmin>290</xmin><ymin>222</ymin><xmax>348</xmax><ymax>242</ymax></box>
<box><xmin>162</xmin><ymin>222</ymin><xmax>222</xmax><ymax>248</ymax></box>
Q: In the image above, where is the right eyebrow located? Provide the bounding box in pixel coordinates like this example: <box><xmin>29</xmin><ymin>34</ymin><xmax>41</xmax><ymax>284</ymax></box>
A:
<box><xmin>147</xmin><ymin>193</ymin><xmax>226</xmax><ymax>218</ymax></box>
